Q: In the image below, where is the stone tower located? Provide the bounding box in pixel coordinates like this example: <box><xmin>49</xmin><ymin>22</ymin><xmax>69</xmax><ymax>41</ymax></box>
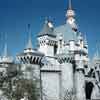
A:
<box><xmin>91</xmin><ymin>47</ymin><xmax>100</xmax><ymax>99</ymax></box>
<box><xmin>0</xmin><ymin>40</ymin><xmax>15</xmax><ymax>100</ymax></box>
<box><xmin>74</xmin><ymin>35</ymin><xmax>85</xmax><ymax>100</ymax></box>
<box><xmin>17</xmin><ymin>25</ymin><xmax>44</xmax><ymax>100</ymax></box>
<box><xmin>0</xmin><ymin>37</ymin><xmax>14</xmax><ymax>76</ymax></box>
<box><xmin>37</xmin><ymin>18</ymin><xmax>57</xmax><ymax>56</ymax></box>
<box><xmin>55</xmin><ymin>0</ymin><xmax>88</xmax><ymax>99</ymax></box>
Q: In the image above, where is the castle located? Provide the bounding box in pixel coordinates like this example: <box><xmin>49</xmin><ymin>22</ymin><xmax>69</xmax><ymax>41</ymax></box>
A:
<box><xmin>0</xmin><ymin>0</ymin><xmax>100</xmax><ymax>100</ymax></box>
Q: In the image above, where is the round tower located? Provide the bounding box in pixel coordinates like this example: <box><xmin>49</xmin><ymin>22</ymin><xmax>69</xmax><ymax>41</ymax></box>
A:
<box><xmin>75</xmin><ymin>54</ymin><xmax>86</xmax><ymax>100</ymax></box>
<box><xmin>74</xmin><ymin>36</ymin><xmax>86</xmax><ymax>100</ymax></box>
<box><xmin>17</xmin><ymin>24</ymin><xmax>44</xmax><ymax>79</ymax></box>
<box><xmin>0</xmin><ymin>34</ymin><xmax>14</xmax><ymax>80</ymax></box>
<box><xmin>56</xmin><ymin>51</ymin><xmax>74</xmax><ymax>100</ymax></box>
<box><xmin>91</xmin><ymin>47</ymin><xmax>100</xmax><ymax>100</ymax></box>
<box><xmin>16</xmin><ymin>25</ymin><xmax>44</xmax><ymax>100</ymax></box>
<box><xmin>0</xmin><ymin>43</ymin><xmax>13</xmax><ymax>64</ymax></box>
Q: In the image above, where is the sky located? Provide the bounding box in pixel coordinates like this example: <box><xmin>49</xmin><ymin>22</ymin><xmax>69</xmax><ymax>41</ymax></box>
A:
<box><xmin>0</xmin><ymin>0</ymin><xmax>100</xmax><ymax>59</ymax></box>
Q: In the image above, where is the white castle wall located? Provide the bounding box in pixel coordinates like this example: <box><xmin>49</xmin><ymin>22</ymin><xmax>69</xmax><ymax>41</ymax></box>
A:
<box><xmin>39</xmin><ymin>44</ymin><xmax>55</xmax><ymax>56</ymax></box>
<box><xmin>38</xmin><ymin>36</ymin><xmax>56</xmax><ymax>57</ymax></box>
<box><xmin>41</xmin><ymin>72</ymin><xmax>60</xmax><ymax>100</ymax></box>
<box><xmin>91</xmin><ymin>84</ymin><xmax>100</xmax><ymax>99</ymax></box>
<box><xmin>21</xmin><ymin>64</ymin><xmax>40</xmax><ymax>80</ymax></box>
<box><xmin>61</xmin><ymin>63</ymin><xmax>73</xmax><ymax>99</ymax></box>
<box><xmin>75</xmin><ymin>71</ymin><xmax>85</xmax><ymax>100</ymax></box>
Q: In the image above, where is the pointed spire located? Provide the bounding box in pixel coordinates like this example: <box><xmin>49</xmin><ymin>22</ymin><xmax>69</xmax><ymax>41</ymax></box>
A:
<box><xmin>38</xmin><ymin>17</ymin><xmax>55</xmax><ymax>37</ymax></box>
<box><xmin>93</xmin><ymin>41</ymin><xmax>100</xmax><ymax>61</ymax></box>
<box><xmin>95</xmin><ymin>49</ymin><xmax>99</xmax><ymax>58</ymax></box>
<box><xmin>3</xmin><ymin>43</ymin><xmax>8</xmax><ymax>57</ymax></box>
<box><xmin>45</xmin><ymin>17</ymin><xmax>49</xmax><ymax>24</ymax></box>
<box><xmin>66</xmin><ymin>0</ymin><xmax>77</xmax><ymax>30</ymax></box>
<box><xmin>44</xmin><ymin>17</ymin><xmax>54</xmax><ymax>28</ymax></box>
<box><xmin>0</xmin><ymin>33</ymin><xmax>13</xmax><ymax>63</ymax></box>
<box><xmin>67</xmin><ymin>0</ymin><xmax>74</xmax><ymax>17</ymax></box>
<box><xmin>3</xmin><ymin>33</ymin><xmax>8</xmax><ymax>57</ymax></box>
<box><xmin>26</xmin><ymin>24</ymin><xmax>33</xmax><ymax>49</ymax></box>
<box><xmin>69</xmin><ymin>0</ymin><xmax>72</xmax><ymax>10</ymax></box>
<box><xmin>94</xmin><ymin>42</ymin><xmax>100</xmax><ymax>58</ymax></box>
<box><xmin>78</xmin><ymin>32</ymin><xmax>83</xmax><ymax>40</ymax></box>
<box><xmin>84</xmin><ymin>34</ymin><xmax>88</xmax><ymax>45</ymax></box>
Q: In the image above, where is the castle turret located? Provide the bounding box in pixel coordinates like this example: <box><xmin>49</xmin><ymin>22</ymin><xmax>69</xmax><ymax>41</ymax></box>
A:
<box><xmin>75</xmin><ymin>54</ymin><xmax>86</xmax><ymax>100</ymax></box>
<box><xmin>56</xmin><ymin>28</ymin><xmax>74</xmax><ymax>99</ymax></box>
<box><xmin>56</xmin><ymin>51</ymin><xmax>74</xmax><ymax>100</ymax></box>
<box><xmin>55</xmin><ymin>1</ymin><xmax>86</xmax><ymax>99</ymax></box>
<box><xmin>73</xmin><ymin>30</ymin><xmax>89</xmax><ymax>100</ymax></box>
<box><xmin>91</xmin><ymin>47</ymin><xmax>100</xmax><ymax>99</ymax></box>
<box><xmin>37</xmin><ymin>18</ymin><xmax>57</xmax><ymax>56</ymax></box>
<box><xmin>0</xmin><ymin>43</ymin><xmax>13</xmax><ymax>64</ymax></box>
<box><xmin>17</xmin><ymin>25</ymin><xmax>44</xmax><ymax>100</ymax></box>
<box><xmin>66</xmin><ymin>0</ymin><xmax>77</xmax><ymax>31</ymax></box>
<box><xmin>0</xmin><ymin>35</ymin><xmax>15</xmax><ymax>83</ymax></box>
<box><xmin>0</xmin><ymin>32</ymin><xmax>14</xmax><ymax>65</ymax></box>
<box><xmin>17</xmin><ymin>24</ymin><xmax>44</xmax><ymax>79</ymax></box>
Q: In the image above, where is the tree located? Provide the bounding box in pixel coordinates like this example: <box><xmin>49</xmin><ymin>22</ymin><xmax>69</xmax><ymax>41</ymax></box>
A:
<box><xmin>12</xmin><ymin>78</ymin><xmax>39</xmax><ymax>100</ymax></box>
<box><xmin>0</xmin><ymin>64</ymin><xmax>39</xmax><ymax>100</ymax></box>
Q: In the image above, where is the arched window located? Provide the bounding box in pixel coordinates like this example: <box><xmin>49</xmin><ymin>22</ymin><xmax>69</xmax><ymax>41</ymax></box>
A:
<box><xmin>85</xmin><ymin>81</ymin><xmax>94</xmax><ymax>100</ymax></box>
<box><xmin>54</xmin><ymin>44</ymin><xmax>57</xmax><ymax>55</ymax></box>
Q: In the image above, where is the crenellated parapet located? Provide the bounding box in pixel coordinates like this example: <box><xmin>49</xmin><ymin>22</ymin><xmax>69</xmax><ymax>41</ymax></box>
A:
<box><xmin>17</xmin><ymin>49</ymin><xmax>44</xmax><ymax>65</ymax></box>
<box><xmin>56</xmin><ymin>53</ymin><xmax>74</xmax><ymax>64</ymax></box>
<box><xmin>17</xmin><ymin>24</ymin><xmax>44</xmax><ymax>65</ymax></box>
<box><xmin>37</xmin><ymin>19</ymin><xmax>57</xmax><ymax>57</ymax></box>
<box><xmin>38</xmin><ymin>36</ymin><xmax>57</xmax><ymax>46</ymax></box>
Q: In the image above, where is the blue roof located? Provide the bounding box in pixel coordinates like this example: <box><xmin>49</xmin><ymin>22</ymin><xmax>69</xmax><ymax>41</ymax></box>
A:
<box><xmin>54</xmin><ymin>23</ymin><xmax>77</xmax><ymax>41</ymax></box>
<box><xmin>38</xmin><ymin>20</ymin><xmax>56</xmax><ymax>37</ymax></box>
<box><xmin>38</xmin><ymin>20</ymin><xmax>78</xmax><ymax>41</ymax></box>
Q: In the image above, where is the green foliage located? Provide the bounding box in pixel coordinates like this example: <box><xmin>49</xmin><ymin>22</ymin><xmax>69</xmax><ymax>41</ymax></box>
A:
<box><xmin>12</xmin><ymin>79</ymin><xmax>39</xmax><ymax>100</ymax></box>
<box><xmin>0</xmin><ymin>64</ymin><xmax>39</xmax><ymax>100</ymax></box>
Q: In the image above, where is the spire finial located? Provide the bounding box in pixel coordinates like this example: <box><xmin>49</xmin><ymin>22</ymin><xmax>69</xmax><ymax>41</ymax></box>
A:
<box><xmin>45</xmin><ymin>17</ymin><xmax>49</xmax><ymax>24</ymax></box>
<box><xmin>0</xmin><ymin>33</ymin><xmax>13</xmax><ymax>63</ymax></box>
<box><xmin>26</xmin><ymin>24</ymin><xmax>33</xmax><ymax>49</ymax></box>
<box><xmin>3</xmin><ymin>33</ymin><xmax>8</xmax><ymax>57</ymax></box>
<box><xmin>84</xmin><ymin>34</ymin><xmax>88</xmax><ymax>44</ymax></box>
<box><xmin>69</xmin><ymin>0</ymin><xmax>72</xmax><ymax>10</ymax></box>
<box><xmin>66</xmin><ymin>0</ymin><xmax>77</xmax><ymax>30</ymax></box>
<box><xmin>96</xmin><ymin>41</ymin><xmax>99</xmax><ymax>57</ymax></box>
<box><xmin>3</xmin><ymin>42</ymin><xmax>8</xmax><ymax>57</ymax></box>
<box><xmin>94</xmin><ymin>41</ymin><xmax>100</xmax><ymax>59</ymax></box>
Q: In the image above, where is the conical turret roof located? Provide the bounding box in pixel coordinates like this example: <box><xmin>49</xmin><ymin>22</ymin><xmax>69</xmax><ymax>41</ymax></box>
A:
<box><xmin>93</xmin><ymin>42</ymin><xmax>100</xmax><ymax>62</ymax></box>
<box><xmin>38</xmin><ymin>18</ymin><xmax>56</xmax><ymax>37</ymax></box>
<box><xmin>0</xmin><ymin>43</ymin><xmax>13</xmax><ymax>64</ymax></box>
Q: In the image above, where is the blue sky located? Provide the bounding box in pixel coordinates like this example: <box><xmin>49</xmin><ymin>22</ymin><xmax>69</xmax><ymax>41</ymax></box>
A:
<box><xmin>0</xmin><ymin>0</ymin><xmax>99</xmax><ymax>59</ymax></box>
